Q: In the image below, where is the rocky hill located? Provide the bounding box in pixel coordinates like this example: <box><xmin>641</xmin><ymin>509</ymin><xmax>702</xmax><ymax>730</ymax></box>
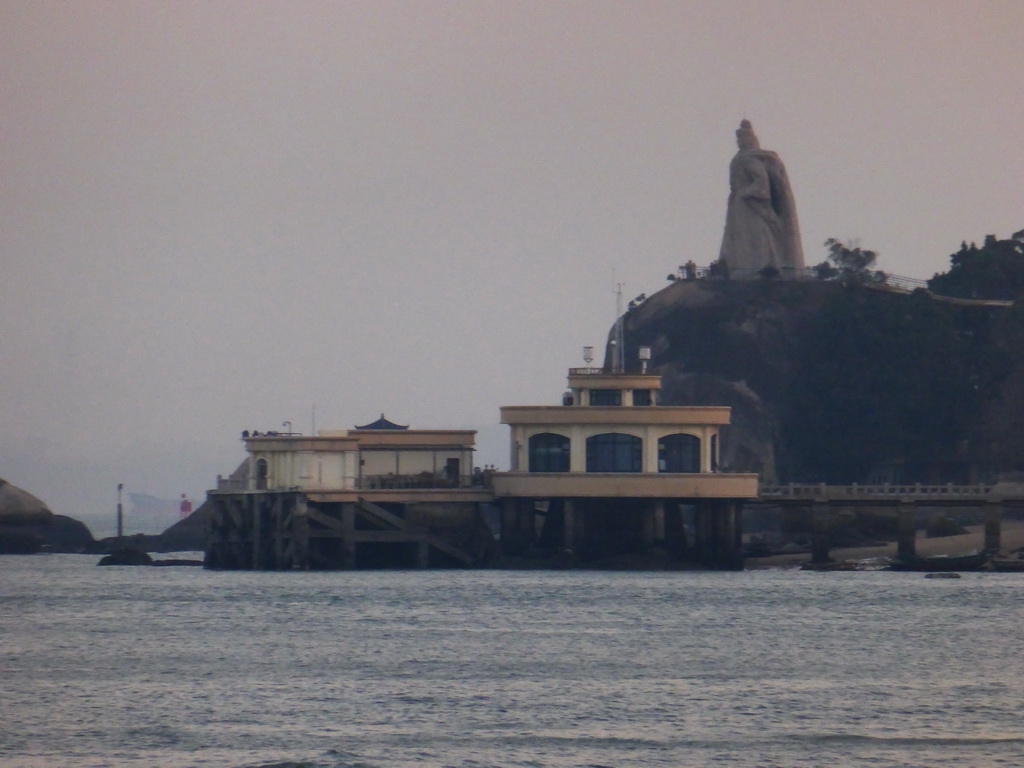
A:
<box><xmin>0</xmin><ymin>479</ymin><xmax>95</xmax><ymax>553</ymax></box>
<box><xmin>611</xmin><ymin>274</ymin><xmax>1024</xmax><ymax>484</ymax></box>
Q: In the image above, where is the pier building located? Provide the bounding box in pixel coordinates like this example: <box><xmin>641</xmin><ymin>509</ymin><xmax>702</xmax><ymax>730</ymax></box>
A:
<box><xmin>205</xmin><ymin>367</ymin><xmax>758</xmax><ymax>570</ymax></box>
<box><xmin>492</xmin><ymin>367</ymin><xmax>758</xmax><ymax>567</ymax></box>
<box><xmin>205</xmin><ymin>417</ymin><xmax>493</xmax><ymax>570</ymax></box>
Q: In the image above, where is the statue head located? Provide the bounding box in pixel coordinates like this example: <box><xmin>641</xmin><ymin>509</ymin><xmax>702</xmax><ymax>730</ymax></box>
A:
<box><xmin>735</xmin><ymin>119</ymin><xmax>760</xmax><ymax>151</ymax></box>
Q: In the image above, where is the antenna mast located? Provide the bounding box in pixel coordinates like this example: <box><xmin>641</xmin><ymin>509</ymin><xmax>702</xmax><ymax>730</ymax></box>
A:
<box><xmin>612</xmin><ymin>277</ymin><xmax>625</xmax><ymax>373</ymax></box>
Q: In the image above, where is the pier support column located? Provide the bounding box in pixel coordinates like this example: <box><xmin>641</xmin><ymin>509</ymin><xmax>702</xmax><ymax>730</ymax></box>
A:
<box><xmin>714</xmin><ymin>500</ymin><xmax>744</xmax><ymax>570</ymax></box>
<box><xmin>811</xmin><ymin>502</ymin><xmax>831</xmax><ymax>564</ymax></box>
<box><xmin>272</xmin><ymin>496</ymin><xmax>284</xmax><ymax>570</ymax></box>
<box><xmin>500</xmin><ymin>499</ymin><xmax>522</xmax><ymax>555</ymax></box>
<box><xmin>693</xmin><ymin>500</ymin><xmax>712</xmax><ymax>565</ymax></box>
<box><xmin>563</xmin><ymin>499</ymin><xmax>576</xmax><ymax>552</ymax></box>
<box><xmin>642</xmin><ymin>501</ymin><xmax>657</xmax><ymax>551</ymax></box>
<box><xmin>984</xmin><ymin>500</ymin><xmax>1003</xmax><ymax>554</ymax></box>
<box><xmin>519</xmin><ymin>500</ymin><xmax>536</xmax><ymax>548</ymax></box>
<box><xmin>341</xmin><ymin>503</ymin><xmax>356</xmax><ymax>569</ymax></box>
<box><xmin>251</xmin><ymin>497</ymin><xmax>263</xmax><ymax>570</ymax></box>
<box><xmin>654</xmin><ymin>499</ymin><xmax>666</xmax><ymax>545</ymax></box>
<box><xmin>897</xmin><ymin>501</ymin><xmax>917</xmax><ymax>561</ymax></box>
<box><xmin>293</xmin><ymin>497</ymin><xmax>310</xmax><ymax>570</ymax></box>
<box><xmin>416</xmin><ymin>539</ymin><xmax>430</xmax><ymax>569</ymax></box>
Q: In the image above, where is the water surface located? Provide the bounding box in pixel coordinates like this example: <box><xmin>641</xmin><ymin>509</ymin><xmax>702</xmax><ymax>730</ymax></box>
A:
<box><xmin>2</xmin><ymin>556</ymin><xmax>1022</xmax><ymax>767</ymax></box>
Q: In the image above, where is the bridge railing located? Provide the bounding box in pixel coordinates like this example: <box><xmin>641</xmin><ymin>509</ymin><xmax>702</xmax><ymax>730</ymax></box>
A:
<box><xmin>759</xmin><ymin>483</ymin><xmax>996</xmax><ymax>500</ymax></box>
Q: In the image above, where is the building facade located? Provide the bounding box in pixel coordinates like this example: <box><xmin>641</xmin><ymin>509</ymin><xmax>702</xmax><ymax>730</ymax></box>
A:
<box><xmin>492</xmin><ymin>367</ymin><xmax>758</xmax><ymax>567</ymax></box>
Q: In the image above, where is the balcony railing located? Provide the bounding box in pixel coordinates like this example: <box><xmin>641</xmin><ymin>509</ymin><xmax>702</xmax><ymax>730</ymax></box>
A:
<box><xmin>214</xmin><ymin>471</ymin><xmax>496</xmax><ymax>493</ymax></box>
<box><xmin>216</xmin><ymin>475</ymin><xmax>248</xmax><ymax>491</ymax></box>
<box><xmin>357</xmin><ymin>472</ymin><xmax>493</xmax><ymax>491</ymax></box>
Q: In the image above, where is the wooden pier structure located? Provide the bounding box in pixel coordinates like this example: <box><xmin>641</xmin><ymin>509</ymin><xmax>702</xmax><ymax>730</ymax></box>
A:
<box><xmin>206</xmin><ymin>488</ymin><xmax>493</xmax><ymax>570</ymax></box>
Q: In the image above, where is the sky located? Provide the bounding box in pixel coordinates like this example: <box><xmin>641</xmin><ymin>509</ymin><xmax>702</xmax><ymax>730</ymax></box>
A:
<box><xmin>3</xmin><ymin>0</ymin><xmax>1022</xmax><ymax>537</ymax></box>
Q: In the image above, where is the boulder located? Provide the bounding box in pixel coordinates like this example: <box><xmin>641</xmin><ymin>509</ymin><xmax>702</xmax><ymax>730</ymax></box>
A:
<box><xmin>98</xmin><ymin>548</ymin><xmax>153</xmax><ymax>566</ymax></box>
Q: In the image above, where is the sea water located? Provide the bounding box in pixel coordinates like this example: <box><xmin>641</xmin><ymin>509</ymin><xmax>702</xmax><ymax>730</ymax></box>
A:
<box><xmin>2</xmin><ymin>555</ymin><xmax>1023</xmax><ymax>768</ymax></box>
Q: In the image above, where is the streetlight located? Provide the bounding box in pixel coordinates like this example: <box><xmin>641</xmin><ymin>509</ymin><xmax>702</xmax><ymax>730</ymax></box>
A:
<box><xmin>282</xmin><ymin>421</ymin><xmax>292</xmax><ymax>435</ymax></box>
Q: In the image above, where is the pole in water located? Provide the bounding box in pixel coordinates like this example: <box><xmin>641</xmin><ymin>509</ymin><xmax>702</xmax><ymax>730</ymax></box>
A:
<box><xmin>116</xmin><ymin>483</ymin><xmax>124</xmax><ymax>541</ymax></box>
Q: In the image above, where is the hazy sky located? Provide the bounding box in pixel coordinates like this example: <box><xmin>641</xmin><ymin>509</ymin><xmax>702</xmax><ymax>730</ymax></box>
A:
<box><xmin>3</xmin><ymin>1</ymin><xmax>1021</xmax><ymax>536</ymax></box>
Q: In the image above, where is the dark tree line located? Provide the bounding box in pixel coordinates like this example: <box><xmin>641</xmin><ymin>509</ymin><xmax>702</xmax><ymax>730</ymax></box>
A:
<box><xmin>928</xmin><ymin>235</ymin><xmax>1024</xmax><ymax>301</ymax></box>
<box><xmin>781</xmin><ymin>234</ymin><xmax>1024</xmax><ymax>483</ymax></box>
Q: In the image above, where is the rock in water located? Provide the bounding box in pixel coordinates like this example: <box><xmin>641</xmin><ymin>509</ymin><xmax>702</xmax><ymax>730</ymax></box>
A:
<box><xmin>98</xmin><ymin>548</ymin><xmax>153</xmax><ymax>566</ymax></box>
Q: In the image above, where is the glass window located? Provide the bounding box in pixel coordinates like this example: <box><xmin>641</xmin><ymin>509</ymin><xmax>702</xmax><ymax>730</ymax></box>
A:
<box><xmin>632</xmin><ymin>389</ymin><xmax>652</xmax><ymax>406</ymax></box>
<box><xmin>255</xmin><ymin>458</ymin><xmax>269</xmax><ymax>489</ymax></box>
<box><xmin>658</xmin><ymin>434</ymin><xmax>701</xmax><ymax>473</ymax></box>
<box><xmin>586</xmin><ymin>433</ymin><xmax>642</xmax><ymax>472</ymax></box>
<box><xmin>589</xmin><ymin>389</ymin><xmax>622</xmax><ymax>406</ymax></box>
<box><xmin>528</xmin><ymin>433</ymin><xmax>571</xmax><ymax>472</ymax></box>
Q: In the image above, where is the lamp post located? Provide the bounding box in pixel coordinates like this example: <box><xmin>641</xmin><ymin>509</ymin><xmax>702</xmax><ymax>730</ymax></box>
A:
<box><xmin>116</xmin><ymin>483</ymin><xmax>124</xmax><ymax>542</ymax></box>
<box><xmin>282</xmin><ymin>421</ymin><xmax>292</xmax><ymax>435</ymax></box>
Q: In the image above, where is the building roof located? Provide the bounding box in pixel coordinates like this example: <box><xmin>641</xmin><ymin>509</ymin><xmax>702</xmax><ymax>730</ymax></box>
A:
<box><xmin>354</xmin><ymin>414</ymin><xmax>409</xmax><ymax>430</ymax></box>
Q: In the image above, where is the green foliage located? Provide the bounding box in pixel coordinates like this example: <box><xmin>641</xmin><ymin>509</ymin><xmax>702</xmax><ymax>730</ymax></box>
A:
<box><xmin>928</xmin><ymin>235</ymin><xmax>1024</xmax><ymax>301</ymax></box>
<box><xmin>825</xmin><ymin>237</ymin><xmax>877</xmax><ymax>273</ymax></box>
<box><xmin>783</xmin><ymin>288</ymin><xmax>979</xmax><ymax>483</ymax></box>
<box><xmin>813</xmin><ymin>238</ymin><xmax>881</xmax><ymax>285</ymax></box>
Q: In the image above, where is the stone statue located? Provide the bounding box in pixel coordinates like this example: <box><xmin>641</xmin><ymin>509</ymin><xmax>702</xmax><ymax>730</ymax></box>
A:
<box><xmin>718</xmin><ymin>120</ymin><xmax>804</xmax><ymax>277</ymax></box>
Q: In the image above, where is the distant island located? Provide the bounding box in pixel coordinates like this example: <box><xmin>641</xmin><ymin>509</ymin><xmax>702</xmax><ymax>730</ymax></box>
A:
<box><xmin>0</xmin><ymin>477</ymin><xmax>208</xmax><ymax>554</ymax></box>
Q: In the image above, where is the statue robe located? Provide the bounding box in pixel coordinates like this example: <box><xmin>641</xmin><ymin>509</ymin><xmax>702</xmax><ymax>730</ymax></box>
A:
<box><xmin>718</xmin><ymin>149</ymin><xmax>804</xmax><ymax>276</ymax></box>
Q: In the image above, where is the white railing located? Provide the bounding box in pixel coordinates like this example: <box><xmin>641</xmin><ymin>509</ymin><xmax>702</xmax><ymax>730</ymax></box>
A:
<box><xmin>216</xmin><ymin>475</ymin><xmax>248</xmax><ymax>491</ymax></box>
<box><xmin>759</xmin><ymin>483</ymin><xmax>995</xmax><ymax>500</ymax></box>
<box><xmin>357</xmin><ymin>473</ymin><xmax>491</xmax><ymax>490</ymax></box>
<box><xmin>671</xmin><ymin>265</ymin><xmax>929</xmax><ymax>292</ymax></box>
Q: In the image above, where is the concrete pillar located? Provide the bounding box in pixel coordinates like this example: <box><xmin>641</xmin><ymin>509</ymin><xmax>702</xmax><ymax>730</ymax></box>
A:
<box><xmin>694</xmin><ymin>500</ymin><xmax>713</xmax><ymax>566</ymax></box>
<box><xmin>271</xmin><ymin>496</ymin><xmax>284</xmax><ymax>569</ymax></box>
<box><xmin>984</xmin><ymin>500</ymin><xmax>1002</xmax><ymax>554</ymax></box>
<box><xmin>519</xmin><ymin>500</ymin><xmax>535</xmax><ymax>546</ymax></box>
<box><xmin>715</xmin><ymin>500</ymin><xmax>743</xmax><ymax>570</ymax></box>
<box><xmin>897</xmin><ymin>501</ymin><xmax>917</xmax><ymax>561</ymax></box>
<box><xmin>416</xmin><ymin>539</ymin><xmax>430</xmax><ymax>569</ymax></box>
<box><xmin>294</xmin><ymin>497</ymin><xmax>310</xmax><ymax>570</ymax></box>
<box><xmin>251</xmin><ymin>496</ymin><xmax>263</xmax><ymax>570</ymax></box>
<box><xmin>810</xmin><ymin>502</ymin><xmax>831</xmax><ymax>564</ymax></box>
<box><xmin>342</xmin><ymin>503</ymin><xmax>356</xmax><ymax>569</ymax></box>
<box><xmin>573</xmin><ymin>500</ymin><xmax>586</xmax><ymax>553</ymax></box>
<box><xmin>642</xmin><ymin>502</ymin><xmax>656</xmax><ymax>551</ymax></box>
<box><xmin>563</xmin><ymin>499</ymin><xmax>575</xmax><ymax>552</ymax></box>
<box><xmin>733</xmin><ymin>502</ymin><xmax>744</xmax><ymax>557</ymax></box>
<box><xmin>654</xmin><ymin>499</ymin><xmax>666</xmax><ymax>544</ymax></box>
<box><xmin>500</xmin><ymin>499</ymin><xmax>518</xmax><ymax>554</ymax></box>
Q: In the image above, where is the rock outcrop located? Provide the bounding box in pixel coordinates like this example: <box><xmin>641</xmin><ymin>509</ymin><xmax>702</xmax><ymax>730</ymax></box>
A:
<box><xmin>610</xmin><ymin>277</ymin><xmax>1017</xmax><ymax>484</ymax></box>
<box><xmin>0</xmin><ymin>479</ymin><xmax>96</xmax><ymax>553</ymax></box>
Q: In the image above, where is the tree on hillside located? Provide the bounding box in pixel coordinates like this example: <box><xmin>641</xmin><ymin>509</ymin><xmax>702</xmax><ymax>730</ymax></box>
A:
<box><xmin>782</xmin><ymin>288</ymin><xmax>978</xmax><ymax>483</ymax></box>
<box><xmin>928</xmin><ymin>235</ymin><xmax>1024</xmax><ymax>301</ymax></box>
<box><xmin>813</xmin><ymin>238</ymin><xmax>884</xmax><ymax>284</ymax></box>
<box><xmin>972</xmin><ymin>300</ymin><xmax>1024</xmax><ymax>474</ymax></box>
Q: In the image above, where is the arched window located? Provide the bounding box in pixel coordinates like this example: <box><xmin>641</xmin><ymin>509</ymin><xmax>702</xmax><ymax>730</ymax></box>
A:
<box><xmin>528</xmin><ymin>433</ymin><xmax>570</xmax><ymax>472</ymax></box>
<box><xmin>658</xmin><ymin>434</ymin><xmax>701</xmax><ymax>473</ymax></box>
<box><xmin>586</xmin><ymin>433</ymin><xmax>642</xmax><ymax>473</ymax></box>
<box><xmin>255</xmin><ymin>458</ymin><xmax>269</xmax><ymax>489</ymax></box>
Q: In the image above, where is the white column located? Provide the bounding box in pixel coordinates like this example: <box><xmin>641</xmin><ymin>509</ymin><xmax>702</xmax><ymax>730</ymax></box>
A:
<box><xmin>643</xmin><ymin>425</ymin><xmax>659</xmax><ymax>473</ymax></box>
<box><xmin>570</xmin><ymin>425</ymin><xmax>586</xmax><ymax>472</ymax></box>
